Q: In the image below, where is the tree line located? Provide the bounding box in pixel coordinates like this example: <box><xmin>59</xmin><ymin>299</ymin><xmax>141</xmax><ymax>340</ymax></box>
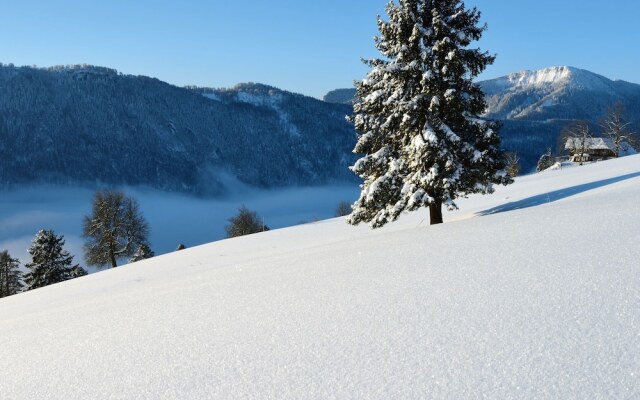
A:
<box><xmin>0</xmin><ymin>190</ymin><xmax>154</xmax><ymax>298</ymax></box>
<box><xmin>0</xmin><ymin>230</ymin><xmax>87</xmax><ymax>297</ymax></box>
<box><xmin>0</xmin><ymin>189</ymin><xmax>297</xmax><ymax>299</ymax></box>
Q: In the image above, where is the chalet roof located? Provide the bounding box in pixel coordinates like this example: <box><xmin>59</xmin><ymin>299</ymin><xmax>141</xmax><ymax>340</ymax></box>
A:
<box><xmin>565</xmin><ymin>137</ymin><xmax>616</xmax><ymax>151</ymax></box>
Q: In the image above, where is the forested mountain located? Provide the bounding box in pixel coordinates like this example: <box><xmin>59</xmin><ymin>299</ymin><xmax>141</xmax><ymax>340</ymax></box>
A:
<box><xmin>0</xmin><ymin>64</ymin><xmax>356</xmax><ymax>194</ymax></box>
<box><xmin>325</xmin><ymin>66</ymin><xmax>640</xmax><ymax>172</ymax></box>
<box><xmin>323</xmin><ymin>89</ymin><xmax>357</xmax><ymax>105</ymax></box>
<box><xmin>2</xmin><ymin>64</ymin><xmax>638</xmax><ymax>188</ymax></box>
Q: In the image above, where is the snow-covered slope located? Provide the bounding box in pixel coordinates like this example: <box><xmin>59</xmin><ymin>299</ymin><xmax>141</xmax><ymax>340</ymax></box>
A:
<box><xmin>1</xmin><ymin>156</ymin><xmax>639</xmax><ymax>399</ymax></box>
<box><xmin>480</xmin><ymin>66</ymin><xmax>640</xmax><ymax>121</ymax></box>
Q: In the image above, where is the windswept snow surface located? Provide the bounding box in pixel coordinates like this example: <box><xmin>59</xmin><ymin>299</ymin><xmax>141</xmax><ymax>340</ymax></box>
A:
<box><xmin>1</xmin><ymin>156</ymin><xmax>639</xmax><ymax>399</ymax></box>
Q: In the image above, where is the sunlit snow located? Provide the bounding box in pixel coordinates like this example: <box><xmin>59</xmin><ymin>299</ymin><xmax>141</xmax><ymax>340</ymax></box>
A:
<box><xmin>0</xmin><ymin>155</ymin><xmax>638</xmax><ymax>399</ymax></box>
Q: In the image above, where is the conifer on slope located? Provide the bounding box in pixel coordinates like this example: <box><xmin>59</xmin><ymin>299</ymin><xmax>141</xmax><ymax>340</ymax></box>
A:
<box><xmin>0</xmin><ymin>250</ymin><xmax>23</xmax><ymax>297</ymax></box>
<box><xmin>348</xmin><ymin>0</ymin><xmax>511</xmax><ymax>227</ymax></box>
<box><xmin>24</xmin><ymin>230</ymin><xmax>87</xmax><ymax>290</ymax></box>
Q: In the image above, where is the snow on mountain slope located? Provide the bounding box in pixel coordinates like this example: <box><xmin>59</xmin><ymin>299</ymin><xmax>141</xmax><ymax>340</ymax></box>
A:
<box><xmin>1</xmin><ymin>156</ymin><xmax>639</xmax><ymax>399</ymax></box>
<box><xmin>480</xmin><ymin>66</ymin><xmax>638</xmax><ymax>121</ymax></box>
<box><xmin>482</xmin><ymin>66</ymin><xmax>612</xmax><ymax>93</ymax></box>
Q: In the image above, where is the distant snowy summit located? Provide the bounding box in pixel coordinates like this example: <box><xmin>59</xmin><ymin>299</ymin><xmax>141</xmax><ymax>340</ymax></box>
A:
<box><xmin>482</xmin><ymin>66</ymin><xmax>612</xmax><ymax>93</ymax></box>
<box><xmin>479</xmin><ymin>66</ymin><xmax>640</xmax><ymax>121</ymax></box>
<box><xmin>326</xmin><ymin>66</ymin><xmax>640</xmax><ymax>113</ymax></box>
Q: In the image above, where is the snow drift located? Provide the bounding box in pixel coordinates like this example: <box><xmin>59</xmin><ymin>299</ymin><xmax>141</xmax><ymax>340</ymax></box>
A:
<box><xmin>0</xmin><ymin>156</ymin><xmax>639</xmax><ymax>399</ymax></box>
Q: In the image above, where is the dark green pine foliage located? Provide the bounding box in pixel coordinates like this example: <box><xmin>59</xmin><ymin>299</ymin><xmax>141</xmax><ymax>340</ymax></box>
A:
<box><xmin>0</xmin><ymin>250</ymin><xmax>23</xmax><ymax>297</ymax></box>
<box><xmin>24</xmin><ymin>230</ymin><xmax>87</xmax><ymax>290</ymax></box>
<box><xmin>348</xmin><ymin>0</ymin><xmax>512</xmax><ymax>227</ymax></box>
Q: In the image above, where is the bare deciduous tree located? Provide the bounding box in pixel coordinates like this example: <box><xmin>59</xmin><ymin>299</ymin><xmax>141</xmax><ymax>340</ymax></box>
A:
<box><xmin>600</xmin><ymin>102</ymin><xmax>637</xmax><ymax>157</ymax></box>
<box><xmin>504</xmin><ymin>152</ymin><xmax>521</xmax><ymax>177</ymax></box>
<box><xmin>225</xmin><ymin>206</ymin><xmax>268</xmax><ymax>238</ymax></box>
<box><xmin>83</xmin><ymin>190</ymin><xmax>151</xmax><ymax>269</ymax></box>
<box><xmin>335</xmin><ymin>201</ymin><xmax>352</xmax><ymax>217</ymax></box>
<box><xmin>562</xmin><ymin>121</ymin><xmax>592</xmax><ymax>165</ymax></box>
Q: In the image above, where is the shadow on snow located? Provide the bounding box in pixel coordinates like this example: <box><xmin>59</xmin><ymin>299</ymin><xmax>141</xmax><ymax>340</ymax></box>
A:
<box><xmin>477</xmin><ymin>171</ymin><xmax>640</xmax><ymax>216</ymax></box>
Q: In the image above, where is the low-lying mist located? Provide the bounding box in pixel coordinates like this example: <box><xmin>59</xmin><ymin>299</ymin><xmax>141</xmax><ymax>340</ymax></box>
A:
<box><xmin>0</xmin><ymin>184</ymin><xmax>359</xmax><ymax>272</ymax></box>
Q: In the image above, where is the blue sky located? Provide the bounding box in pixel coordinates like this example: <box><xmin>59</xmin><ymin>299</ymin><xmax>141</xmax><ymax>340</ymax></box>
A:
<box><xmin>1</xmin><ymin>1</ymin><xmax>639</xmax><ymax>98</ymax></box>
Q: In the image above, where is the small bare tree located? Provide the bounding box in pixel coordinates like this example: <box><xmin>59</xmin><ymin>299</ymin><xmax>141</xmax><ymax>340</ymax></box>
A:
<box><xmin>504</xmin><ymin>152</ymin><xmax>521</xmax><ymax>177</ymax></box>
<box><xmin>335</xmin><ymin>201</ymin><xmax>352</xmax><ymax>217</ymax></box>
<box><xmin>83</xmin><ymin>190</ymin><xmax>151</xmax><ymax>269</ymax></box>
<box><xmin>225</xmin><ymin>206</ymin><xmax>268</xmax><ymax>238</ymax></box>
<box><xmin>563</xmin><ymin>121</ymin><xmax>592</xmax><ymax>165</ymax></box>
<box><xmin>600</xmin><ymin>102</ymin><xmax>636</xmax><ymax>157</ymax></box>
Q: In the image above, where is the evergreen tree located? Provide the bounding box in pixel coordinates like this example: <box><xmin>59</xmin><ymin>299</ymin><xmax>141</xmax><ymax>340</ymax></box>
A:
<box><xmin>129</xmin><ymin>243</ymin><xmax>155</xmax><ymax>263</ymax></box>
<box><xmin>0</xmin><ymin>250</ymin><xmax>23</xmax><ymax>297</ymax></box>
<box><xmin>83</xmin><ymin>190</ymin><xmax>150</xmax><ymax>269</ymax></box>
<box><xmin>536</xmin><ymin>147</ymin><xmax>554</xmax><ymax>172</ymax></box>
<box><xmin>68</xmin><ymin>265</ymin><xmax>89</xmax><ymax>279</ymax></box>
<box><xmin>348</xmin><ymin>0</ymin><xmax>511</xmax><ymax>227</ymax></box>
<box><xmin>23</xmin><ymin>230</ymin><xmax>87</xmax><ymax>290</ymax></box>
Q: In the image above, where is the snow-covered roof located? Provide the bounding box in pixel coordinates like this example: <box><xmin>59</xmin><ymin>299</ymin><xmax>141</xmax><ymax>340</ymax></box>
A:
<box><xmin>565</xmin><ymin>137</ymin><xmax>616</xmax><ymax>151</ymax></box>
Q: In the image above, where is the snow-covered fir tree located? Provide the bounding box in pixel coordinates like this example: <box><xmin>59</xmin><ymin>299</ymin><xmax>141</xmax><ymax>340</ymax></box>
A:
<box><xmin>536</xmin><ymin>147</ymin><xmax>554</xmax><ymax>172</ymax></box>
<box><xmin>0</xmin><ymin>250</ymin><xmax>23</xmax><ymax>297</ymax></box>
<box><xmin>23</xmin><ymin>230</ymin><xmax>87</xmax><ymax>290</ymax></box>
<box><xmin>348</xmin><ymin>0</ymin><xmax>511</xmax><ymax>226</ymax></box>
<box><xmin>129</xmin><ymin>243</ymin><xmax>155</xmax><ymax>263</ymax></box>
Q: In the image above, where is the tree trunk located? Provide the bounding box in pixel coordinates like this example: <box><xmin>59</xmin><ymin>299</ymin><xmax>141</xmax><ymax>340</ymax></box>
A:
<box><xmin>429</xmin><ymin>201</ymin><xmax>443</xmax><ymax>225</ymax></box>
<box><xmin>109</xmin><ymin>249</ymin><xmax>117</xmax><ymax>269</ymax></box>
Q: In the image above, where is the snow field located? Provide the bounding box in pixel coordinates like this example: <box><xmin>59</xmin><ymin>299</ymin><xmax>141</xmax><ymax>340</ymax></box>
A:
<box><xmin>0</xmin><ymin>155</ymin><xmax>638</xmax><ymax>399</ymax></box>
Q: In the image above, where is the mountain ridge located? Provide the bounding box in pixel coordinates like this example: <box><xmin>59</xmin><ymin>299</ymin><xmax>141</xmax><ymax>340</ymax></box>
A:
<box><xmin>480</xmin><ymin>66</ymin><xmax>640</xmax><ymax>121</ymax></box>
<box><xmin>2</xmin><ymin>63</ymin><xmax>638</xmax><ymax>192</ymax></box>
<box><xmin>0</xmin><ymin>64</ymin><xmax>357</xmax><ymax>194</ymax></box>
